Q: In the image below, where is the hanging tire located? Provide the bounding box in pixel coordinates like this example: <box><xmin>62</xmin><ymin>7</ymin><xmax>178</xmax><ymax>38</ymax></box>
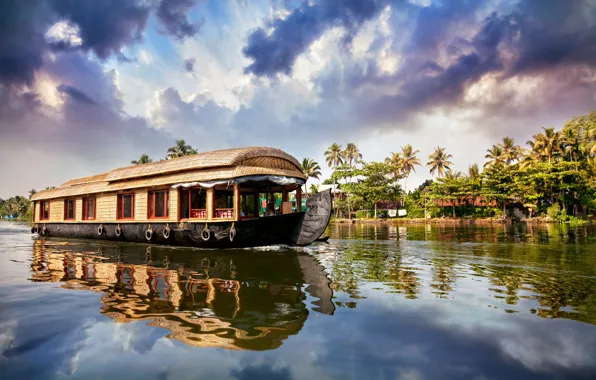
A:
<box><xmin>146</xmin><ymin>229</ymin><xmax>153</xmax><ymax>241</ymax></box>
<box><xmin>201</xmin><ymin>227</ymin><xmax>211</xmax><ymax>241</ymax></box>
<box><xmin>163</xmin><ymin>226</ymin><xmax>171</xmax><ymax>239</ymax></box>
<box><xmin>97</xmin><ymin>224</ymin><xmax>104</xmax><ymax>236</ymax></box>
<box><xmin>41</xmin><ymin>226</ymin><xmax>48</xmax><ymax>235</ymax></box>
<box><xmin>115</xmin><ymin>225</ymin><xmax>122</xmax><ymax>237</ymax></box>
<box><xmin>31</xmin><ymin>227</ymin><xmax>36</xmax><ymax>234</ymax></box>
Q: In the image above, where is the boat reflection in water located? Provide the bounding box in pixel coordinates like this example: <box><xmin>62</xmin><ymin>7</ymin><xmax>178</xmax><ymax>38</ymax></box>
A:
<box><xmin>30</xmin><ymin>239</ymin><xmax>334</xmax><ymax>351</ymax></box>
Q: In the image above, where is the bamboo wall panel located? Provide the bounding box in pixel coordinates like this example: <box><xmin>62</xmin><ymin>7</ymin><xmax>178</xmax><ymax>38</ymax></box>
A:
<box><xmin>169</xmin><ymin>189</ymin><xmax>178</xmax><ymax>222</ymax></box>
<box><xmin>33</xmin><ymin>202</ymin><xmax>39</xmax><ymax>223</ymax></box>
<box><xmin>75</xmin><ymin>198</ymin><xmax>83</xmax><ymax>222</ymax></box>
<box><xmin>135</xmin><ymin>190</ymin><xmax>147</xmax><ymax>221</ymax></box>
<box><xmin>49</xmin><ymin>199</ymin><xmax>63</xmax><ymax>222</ymax></box>
<box><xmin>97</xmin><ymin>193</ymin><xmax>117</xmax><ymax>221</ymax></box>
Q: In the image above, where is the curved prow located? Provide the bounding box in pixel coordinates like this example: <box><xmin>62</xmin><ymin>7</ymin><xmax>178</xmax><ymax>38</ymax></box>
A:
<box><xmin>293</xmin><ymin>189</ymin><xmax>332</xmax><ymax>246</ymax></box>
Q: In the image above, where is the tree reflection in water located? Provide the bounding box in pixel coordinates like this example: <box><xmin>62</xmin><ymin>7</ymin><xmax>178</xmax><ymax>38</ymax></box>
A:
<box><xmin>312</xmin><ymin>223</ymin><xmax>596</xmax><ymax>324</ymax></box>
<box><xmin>30</xmin><ymin>240</ymin><xmax>335</xmax><ymax>351</ymax></box>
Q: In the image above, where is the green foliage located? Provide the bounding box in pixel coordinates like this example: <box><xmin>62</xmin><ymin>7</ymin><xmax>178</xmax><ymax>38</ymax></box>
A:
<box><xmin>547</xmin><ymin>204</ymin><xmax>561</xmax><ymax>219</ymax></box>
<box><xmin>355</xmin><ymin>210</ymin><xmax>371</xmax><ymax>219</ymax></box>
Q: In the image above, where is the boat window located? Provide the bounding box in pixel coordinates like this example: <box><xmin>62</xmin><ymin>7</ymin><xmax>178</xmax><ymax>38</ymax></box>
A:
<box><xmin>214</xmin><ymin>189</ymin><xmax>234</xmax><ymax>218</ymax></box>
<box><xmin>240</xmin><ymin>193</ymin><xmax>256</xmax><ymax>217</ymax></box>
<box><xmin>117</xmin><ymin>193</ymin><xmax>135</xmax><ymax>220</ymax></box>
<box><xmin>82</xmin><ymin>197</ymin><xmax>95</xmax><ymax>220</ymax></box>
<box><xmin>40</xmin><ymin>201</ymin><xmax>50</xmax><ymax>221</ymax></box>
<box><xmin>148</xmin><ymin>190</ymin><xmax>169</xmax><ymax>219</ymax></box>
<box><xmin>64</xmin><ymin>199</ymin><xmax>75</xmax><ymax>220</ymax></box>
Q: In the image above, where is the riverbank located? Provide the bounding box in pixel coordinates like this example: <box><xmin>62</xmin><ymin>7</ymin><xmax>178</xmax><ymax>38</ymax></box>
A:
<box><xmin>333</xmin><ymin>216</ymin><xmax>595</xmax><ymax>225</ymax></box>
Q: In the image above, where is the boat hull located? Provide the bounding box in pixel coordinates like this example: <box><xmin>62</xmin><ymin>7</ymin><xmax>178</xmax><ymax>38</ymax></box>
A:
<box><xmin>33</xmin><ymin>190</ymin><xmax>333</xmax><ymax>248</ymax></box>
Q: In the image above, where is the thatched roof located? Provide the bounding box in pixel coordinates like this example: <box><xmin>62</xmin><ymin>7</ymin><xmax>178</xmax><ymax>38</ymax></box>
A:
<box><xmin>32</xmin><ymin>147</ymin><xmax>304</xmax><ymax>201</ymax></box>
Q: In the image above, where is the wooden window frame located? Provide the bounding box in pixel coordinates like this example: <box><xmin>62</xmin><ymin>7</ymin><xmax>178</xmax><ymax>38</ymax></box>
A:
<box><xmin>40</xmin><ymin>201</ymin><xmax>50</xmax><ymax>221</ymax></box>
<box><xmin>64</xmin><ymin>199</ymin><xmax>76</xmax><ymax>220</ymax></box>
<box><xmin>82</xmin><ymin>197</ymin><xmax>96</xmax><ymax>220</ymax></box>
<box><xmin>117</xmin><ymin>193</ymin><xmax>135</xmax><ymax>220</ymax></box>
<box><xmin>147</xmin><ymin>190</ymin><xmax>169</xmax><ymax>219</ymax></box>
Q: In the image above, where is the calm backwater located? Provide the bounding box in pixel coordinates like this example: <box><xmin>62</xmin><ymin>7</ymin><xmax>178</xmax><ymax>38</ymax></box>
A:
<box><xmin>1</xmin><ymin>221</ymin><xmax>596</xmax><ymax>379</ymax></box>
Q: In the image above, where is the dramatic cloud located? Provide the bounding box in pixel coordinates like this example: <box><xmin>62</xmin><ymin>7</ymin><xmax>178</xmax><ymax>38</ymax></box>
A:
<box><xmin>243</xmin><ymin>0</ymin><xmax>390</xmax><ymax>76</ymax></box>
<box><xmin>2</xmin><ymin>0</ymin><xmax>596</xmax><ymax>197</ymax></box>
<box><xmin>156</xmin><ymin>0</ymin><xmax>201</xmax><ymax>40</ymax></box>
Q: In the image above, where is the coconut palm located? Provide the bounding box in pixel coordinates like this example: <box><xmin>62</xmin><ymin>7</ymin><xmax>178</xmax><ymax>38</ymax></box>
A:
<box><xmin>468</xmin><ymin>164</ymin><xmax>480</xmax><ymax>182</ymax></box>
<box><xmin>343</xmin><ymin>143</ymin><xmax>362</xmax><ymax>167</ymax></box>
<box><xmin>324</xmin><ymin>143</ymin><xmax>345</xmax><ymax>217</ymax></box>
<box><xmin>325</xmin><ymin>143</ymin><xmax>344</xmax><ymax>168</ymax></box>
<box><xmin>484</xmin><ymin>145</ymin><xmax>504</xmax><ymax>168</ymax></box>
<box><xmin>444</xmin><ymin>170</ymin><xmax>463</xmax><ymax>180</ymax></box>
<box><xmin>166</xmin><ymin>140</ymin><xmax>198</xmax><ymax>159</ymax></box>
<box><xmin>131</xmin><ymin>153</ymin><xmax>153</xmax><ymax>165</ymax></box>
<box><xmin>301</xmin><ymin>158</ymin><xmax>322</xmax><ymax>193</ymax></box>
<box><xmin>400</xmin><ymin>144</ymin><xmax>420</xmax><ymax>195</ymax></box>
<box><xmin>532</xmin><ymin>127</ymin><xmax>562</xmax><ymax>163</ymax></box>
<box><xmin>427</xmin><ymin>146</ymin><xmax>453</xmax><ymax>177</ymax></box>
<box><xmin>309</xmin><ymin>184</ymin><xmax>320</xmax><ymax>194</ymax></box>
<box><xmin>28</xmin><ymin>189</ymin><xmax>37</xmax><ymax>200</ymax></box>
<box><xmin>500</xmin><ymin>137</ymin><xmax>521</xmax><ymax>164</ymax></box>
<box><xmin>386</xmin><ymin>152</ymin><xmax>403</xmax><ymax>182</ymax></box>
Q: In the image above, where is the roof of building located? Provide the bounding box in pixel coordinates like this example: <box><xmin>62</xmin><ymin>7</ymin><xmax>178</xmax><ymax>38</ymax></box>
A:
<box><xmin>32</xmin><ymin>147</ymin><xmax>304</xmax><ymax>201</ymax></box>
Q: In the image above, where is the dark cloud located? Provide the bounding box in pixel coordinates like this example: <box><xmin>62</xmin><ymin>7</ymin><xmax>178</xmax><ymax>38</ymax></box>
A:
<box><xmin>0</xmin><ymin>0</ymin><xmax>199</xmax><ymax>88</ymax></box>
<box><xmin>48</xmin><ymin>0</ymin><xmax>151</xmax><ymax>60</ymax></box>
<box><xmin>156</xmin><ymin>0</ymin><xmax>201</xmax><ymax>40</ymax></box>
<box><xmin>57</xmin><ymin>84</ymin><xmax>98</xmax><ymax>106</ymax></box>
<box><xmin>184</xmin><ymin>58</ymin><xmax>196</xmax><ymax>72</ymax></box>
<box><xmin>243</xmin><ymin>0</ymin><xmax>390</xmax><ymax>76</ymax></box>
<box><xmin>0</xmin><ymin>0</ymin><xmax>50</xmax><ymax>85</ymax></box>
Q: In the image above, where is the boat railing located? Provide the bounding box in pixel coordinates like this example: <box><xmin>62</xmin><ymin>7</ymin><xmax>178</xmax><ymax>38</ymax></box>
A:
<box><xmin>190</xmin><ymin>209</ymin><xmax>207</xmax><ymax>218</ymax></box>
<box><xmin>215</xmin><ymin>208</ymin><xmax>234</xmax><ymax>219</ymax></box>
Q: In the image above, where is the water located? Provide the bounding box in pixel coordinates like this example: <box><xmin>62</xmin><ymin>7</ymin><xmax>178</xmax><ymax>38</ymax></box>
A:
<box><xmin>1</xmin><ymin>220</ymin><xmax>596</xmax><ymax>379</ymax></box>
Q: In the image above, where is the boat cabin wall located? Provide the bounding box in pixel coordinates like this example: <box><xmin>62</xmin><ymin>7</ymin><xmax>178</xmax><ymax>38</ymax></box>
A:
<box><xmin>34</xmin><ymin>188</ymin><xmax>180</xmax><ymax>224</ymax></box>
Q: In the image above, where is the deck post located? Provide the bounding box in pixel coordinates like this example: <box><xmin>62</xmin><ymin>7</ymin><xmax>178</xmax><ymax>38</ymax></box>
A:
<box><xmin>296</xmin><ymin>186</ymin><xmax>302</xmax><ymax>213</ymax></box>
<box><xmin>207</xmin><ymin>188</ymin><xmax>214</xmax><ymax>221</ymax></box>
<box><xmin>234</xmin><ymin>183</ymin><xmax>240</xmax><ymax>220</ymax></box>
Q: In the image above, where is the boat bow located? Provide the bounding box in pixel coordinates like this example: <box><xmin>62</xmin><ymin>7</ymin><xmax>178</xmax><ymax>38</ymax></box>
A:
<box><xmin>293</xmin><ymin>189</ymin><xmax>333</xmax><ymax>246</ymax></box>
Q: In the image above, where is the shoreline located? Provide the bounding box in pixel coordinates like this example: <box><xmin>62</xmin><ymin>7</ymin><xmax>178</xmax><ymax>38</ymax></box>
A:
<box><xmin>332</xmin><ymin>217</ymin><xmax>594</xmax><ymax>225</ymax></box>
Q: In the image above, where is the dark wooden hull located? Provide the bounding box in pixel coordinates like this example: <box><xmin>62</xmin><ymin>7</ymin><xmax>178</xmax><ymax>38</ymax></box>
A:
<box><xmin>32</xmin><ymin>190</ymin><xmax>333</xmax><ymax>248</ymax></box>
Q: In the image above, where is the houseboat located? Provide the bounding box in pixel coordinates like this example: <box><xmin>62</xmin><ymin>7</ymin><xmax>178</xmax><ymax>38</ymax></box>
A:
<box><xmin>30</xmin><ymin>147</ymin><xmax>332</xmax><ymax>248</ymax></box>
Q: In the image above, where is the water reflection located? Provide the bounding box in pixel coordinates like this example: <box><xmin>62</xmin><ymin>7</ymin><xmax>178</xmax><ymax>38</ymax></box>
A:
<box><xmin>314</xmin><ymin>223</ymin><xmax>596</xmax><ymax>325</ymax></box>
<box><xmin>29</xmin><ymin>239</ymin><xmax>334</xmax><ymax>351</ymax></box>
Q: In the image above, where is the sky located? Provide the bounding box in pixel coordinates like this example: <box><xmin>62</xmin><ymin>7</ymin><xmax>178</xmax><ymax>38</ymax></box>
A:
<box><xmin>1</xmin><ymin>0</ymin><xmax>596</xmax><ymax>198</ymax></box>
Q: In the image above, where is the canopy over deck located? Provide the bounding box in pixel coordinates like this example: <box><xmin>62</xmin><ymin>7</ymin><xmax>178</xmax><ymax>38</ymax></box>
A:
<box><xmin>32</xmin><ymin>147</ymin><xmax>305</xmax><ymax>201</ymax></box>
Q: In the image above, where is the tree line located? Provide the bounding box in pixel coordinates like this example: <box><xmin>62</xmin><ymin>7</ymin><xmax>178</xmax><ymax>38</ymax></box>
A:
<box><xmin>301</xmin><ymin>111</ymin><xmax>596</xmax><ymax>221</ymax></box>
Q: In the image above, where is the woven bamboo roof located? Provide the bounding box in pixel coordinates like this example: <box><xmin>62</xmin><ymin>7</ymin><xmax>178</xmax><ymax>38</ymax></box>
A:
<box><xmin>32</xmin><ymin>147</ymin><xmax>305</xmax><ymax>201</ymax></box>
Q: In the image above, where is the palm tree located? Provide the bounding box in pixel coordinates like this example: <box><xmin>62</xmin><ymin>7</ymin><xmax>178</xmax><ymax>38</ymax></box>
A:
<box><xmin>309</xmin><ymin>184</ymin><xmax>320</xmax><ymax>194</ymax></box>
<box><xmin>131</xmin><ymin>153</ymin><xmax>153</xmax><ymax>165</ymax></box>
<box><xmin>500</xmin><ymin>137</ymin><xmax>521</xmax><ymax>164</ymax></box>
<box><xmin>427</xmin><ymin>146</ymin><xmax>453</xmax><ymax>177</ymax></box>
<box><xmin>28</xmin><ymin>189</ymin><xmax>37</xmax><ymax>200</ymax></box>
<box><xmin>343</xmin><ymin>143</ymin><xmax>362</xmax><ymax>167</ymax></box>
<box><xmin>484</xmin><ymin>145</ymin><xmax>504</xmax><ymax>168</ymax></box>
<box><xmin>324</xmin><ymin>143</ymin><xmax>344</xmax><ymax>217</ymax></box>
<box><xmin>301</xmin><ymin>158</ymin><xmax>322</xmax><ymax>194</ymax></box>
<box><xmin>166</xmin><ymin>140</ymin><xmax>198</xmax><ymax>159</ymax></box>
<box><xmin>468</xmin><ymin>164</ymin><xmax>480</xmax><ymax>182</ymax></box>
<box><xmin>325</xmin><ymin>143</ymin><xmax>344</xmax><ymax>169</ymax></box>
<box><xmin>532</xmin><ymin>127</ymin><xmax>562</xmax><ymax>163</ymax></box>
<box><xmin>386</xmin><ymin>152</ymin><xmax>403</xmax><ymax>182</ymax></box>
<box><xmin>444</xmin><ymin>170</ymin><xmax>462</xmax><ymax>180</ymax></box>
<box><xmin>399</xmin><ymin>144</ymin><xmax>421</xmax><ymax>202</ymax></box>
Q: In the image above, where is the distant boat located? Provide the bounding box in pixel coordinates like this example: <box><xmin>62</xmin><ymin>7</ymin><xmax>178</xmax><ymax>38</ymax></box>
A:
<box><xmin>31</xmin><ymin>147</ymin><xmax>332</xmax><ymax>248</ymax></box>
